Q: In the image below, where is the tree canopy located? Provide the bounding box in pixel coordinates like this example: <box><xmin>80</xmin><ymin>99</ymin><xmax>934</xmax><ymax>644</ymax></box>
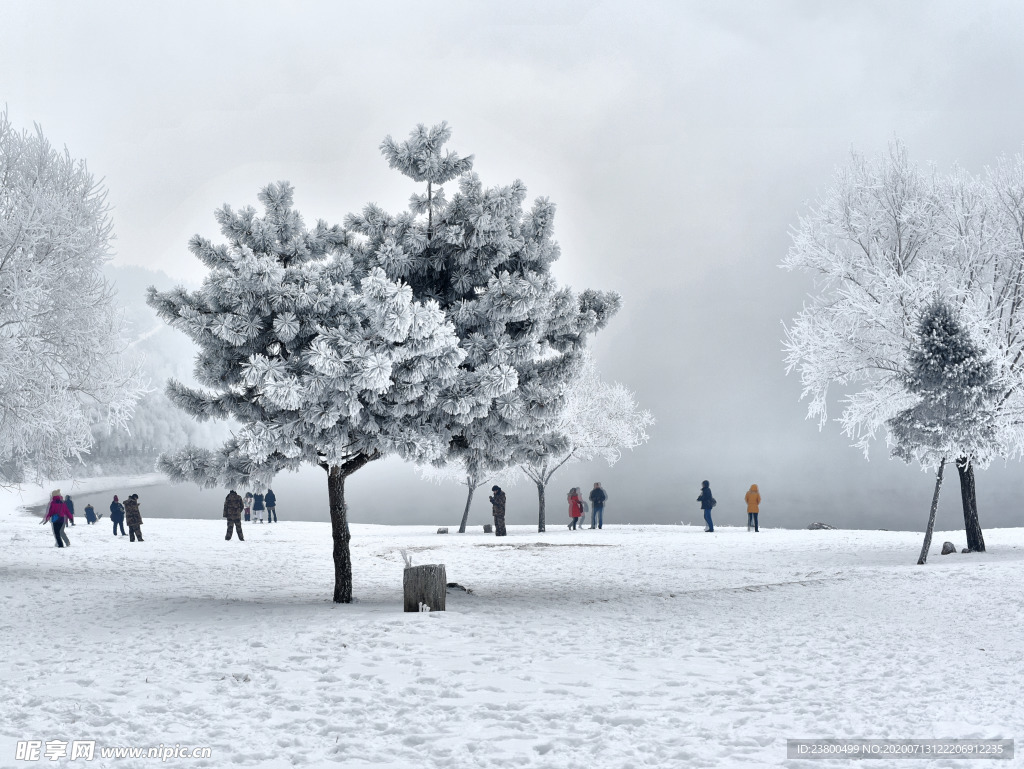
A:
<box><xmin>0</xmin><ymin>111</ymin><xmax>141</xmax><ymax>483</ymax></box>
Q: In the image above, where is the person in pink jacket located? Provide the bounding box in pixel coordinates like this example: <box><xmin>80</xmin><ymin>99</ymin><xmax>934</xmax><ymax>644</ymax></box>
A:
<box><xmin>41</xmin><ymin>490</ymin><xmax>72</xmax><ymax>548</ymax></box>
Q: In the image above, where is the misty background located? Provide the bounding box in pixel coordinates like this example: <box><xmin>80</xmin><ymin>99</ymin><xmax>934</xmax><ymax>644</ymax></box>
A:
<box><xmin>4</xmin><ymin>0</ymin><xmax>1024</xmax><ymax>530</ymax></box>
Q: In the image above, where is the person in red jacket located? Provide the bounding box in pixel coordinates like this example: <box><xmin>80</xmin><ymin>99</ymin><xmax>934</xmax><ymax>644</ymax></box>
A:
<box><xmin>566</xmin><ymin>487</ymin><xmax>584</xmax><ymax>530</ymax></box>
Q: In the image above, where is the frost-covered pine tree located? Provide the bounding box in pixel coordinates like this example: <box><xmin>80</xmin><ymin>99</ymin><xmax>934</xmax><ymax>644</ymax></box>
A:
<box><xmin>519</xmin><ymin>351</ymin><xmax>654</xmax><ymax>530</ymax></box>
<box><xmin>347</xmin><ymin>123</ymin><xmax>621</xmax><ymax>530</ymax></box>
<box><xmin>886</xmin><ymin>301</ymin><xmax>999</xmax><ymax>563</ymax></box>
<box><xmin>0</xmin><ymin>111</ymin><xmax>142</xmax><ymax>483</ymax></box>
<box><xmin>147</xmin><ymin>183</ymin><xmax>466</xmax><ymax>603</ymax></box>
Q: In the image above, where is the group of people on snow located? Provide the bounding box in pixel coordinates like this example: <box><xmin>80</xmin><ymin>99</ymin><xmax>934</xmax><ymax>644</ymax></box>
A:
<box><xmin>240</xmin><ymin>489</ymin><xmax>277</xmax><ymax>524</ymax></box>
<box><xmin>485</xmin><ymin>481</ymin><xmax>610</xmax><ymax>535</ymax></box>
<box><xmin>696</xmin><ymin>480</ymin><xmax>762</xmax><ymax>532</ymax></box>
<box><xmin>566</xmin><ymin>483</ymin><xmax>608</xmax><ymax>530</ymax></box>
<box><xmin>100</xmin><ymin>493</ymin><xmax>144</xmax><ymax>540</ymax></box>
<box><xmin>487</xmin><ymin>479</ymin><xmax>763</xmax><ymax>534</ymax></box>
<box><xmin>41</xmin><ymin>478</ymin><xmax>762</xmax><ymax>548</ymax></box>
<box><xmin>222</xmin><ymin>488</ymin><xmax>278</xmax><ymax>541</ymax></box>
<box><xmin>41</xmin><ymin>487</ymin><xmax>283</xmax><ymax>548</ymax></box>
<box><xmin>112</xmin><ymin>494</ymin><xmax>145</xmax><ymax>540</ymax></box>
<box><xmin>41</xmin><ymin>490</ymin><xmax>145</xmax><ymax>546</ymax></box>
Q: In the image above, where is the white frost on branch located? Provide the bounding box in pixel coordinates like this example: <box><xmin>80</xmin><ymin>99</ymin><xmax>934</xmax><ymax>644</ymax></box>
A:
<box><xmin>519</xmin><ymin>350</ymin><xmax>654</xmax><ymax>488</ymax></box>
<box><xmin>782</xmin><ymin>141</ymin><xmax>1024</xmax><ymax>465</ymax></box>
<box><xmin>0</xmin><ymin>111</ymin><xmax>143</xmax><ymax>483</ymax></box>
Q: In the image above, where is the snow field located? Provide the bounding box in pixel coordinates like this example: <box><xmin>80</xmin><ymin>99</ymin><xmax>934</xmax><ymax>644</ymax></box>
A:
<box><xmin>0</xmin><ymin>507</ymin><xmax>1021</xmax><ymax>768</ymax></box>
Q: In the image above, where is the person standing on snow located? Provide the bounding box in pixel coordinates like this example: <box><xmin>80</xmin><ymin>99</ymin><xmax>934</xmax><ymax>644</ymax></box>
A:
<box><xmin>698</xmin><ymin>480</ymin><xmax>715</xmax><ymax>532</ymax></box>
<box><xmin>84</xmin><ymin>502</ymin><xmax>98</xmax><ymax>524</ymax></box>
<box><xmin>109</xmin><ymin>495</ymin><xmax>126</xmax><ymax>536</ymax></box>
<box><xmin>243</xmin><ymin>492</ymin><xmax>253</xmax><ymax>522</ymax></box>
<box><xmin>745</xmin><ymin>484</ymin><xmax>761</xmax><ymax>532</ymax></box>
<box><xmin>489</xmin><ymin>485</ymin><xmax>507</xmax><ymax>537</ymax></box>
<box><xmin>124</xmin><ymin>494</ymin><xmax>144</xmax><ymax>542</ymax></box>
<box><xmin>589</xmin><ymin>482</ymin><xmax>608</xmax><ymax>529</ymax></box>
<box><xmin>253</xmin><ymin>491</ymin><xmax>265</xmax><ymax>523</ymax></box>
<box><xmin>64</xmin><ymin>494</ymin><xmax>76</xmax><ymax>525</ymax></box>
<box><xmin>223</xmin><ymin>490</ymin><xmax>245</xmax><ymax>541</ymax></box>
<box><xmin>567</xmin><ymin>487</ymin><xmax>584</xmax><ymax>530</ymax></box>
<box><xmin>41</xmin><ymin>490</ymin><xmax>72</xmax><ymax>547</ymax></box>
<box><xmin>265</xmin><ymin>488</ymin><xmax>277</xmax><ymax>523</ymax></box>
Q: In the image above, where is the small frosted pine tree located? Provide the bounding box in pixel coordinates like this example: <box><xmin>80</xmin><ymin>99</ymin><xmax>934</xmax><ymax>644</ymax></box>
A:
<box><xmin>887</xmin><ymin>301</ymin><xmax>999</xmax><ymax>564</ymax></box>
<box><xmin>349</xmin><ymin>123</ymin><xmax>621</xmax><ymax>528</ymax></box>
<box><xmin>147</xmin><ymin>183</ymin><xmax>467</xmax><ymax>602</ymax></box>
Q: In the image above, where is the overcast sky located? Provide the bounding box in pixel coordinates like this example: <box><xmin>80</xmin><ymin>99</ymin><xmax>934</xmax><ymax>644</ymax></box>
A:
<box><xmin>5</xmin><ymin>0</ymin><xmax>1024</xmax><ymax>530</ymax></box>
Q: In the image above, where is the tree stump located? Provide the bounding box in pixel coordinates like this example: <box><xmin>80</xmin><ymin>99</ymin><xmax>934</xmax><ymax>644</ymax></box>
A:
<box><xmin>483</xmin><ymin>523</ymin><xmax>493</xmax><ymax>533</ymax></box>
<box><xmin>436</xmin><ymin>527</ymin><xmax>448</xmax><ymax>534</ymax></box>
<box><xmin>404</xmin><ymin>564</ymin><xmax>446</xmax><ymax>612</ymax></box>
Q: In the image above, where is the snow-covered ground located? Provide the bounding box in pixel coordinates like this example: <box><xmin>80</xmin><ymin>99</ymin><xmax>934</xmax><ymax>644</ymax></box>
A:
<box><xmin>1</xmin><ymin>496</ymin><xmax>1021</xmax><ymax>768</ymax></box>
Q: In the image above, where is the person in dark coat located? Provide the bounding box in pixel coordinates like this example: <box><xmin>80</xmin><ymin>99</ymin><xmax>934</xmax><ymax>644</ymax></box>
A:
<box><xmin>64</xmin><ymin>494</ymin><xmax>76</xmax><ymax>525</ymax></box>
<box><xmin>124</xmin><ymin>494</ymin><xmax>144</xmax><ymax>542</ymax></box>
<box><xmin>265</xmin><ymin>488</ymin><xmax>277</xmax><ymax>523</ymax></box>
<box><xmin>253</xmin><ymin>492</ymin><xmax>265</xmax><ymax>523</ymax></box>
<box><xmin>489</xmin><ymin>485</ymin><xmax>507</xmax><ymax>537</ymax></box>
<box><xmin>223</xmin><ymin>490</ymin><xmax>245</xmax><ymax>541</ymax></box>
<box><xmin>84</xmin><ymin>503</ymin><xmax>97</xmax><ymax>524</ymax></box>
<box><xmin>589</xmin><ymin>482</ymin><xmax>608</xmax><ymax>529</ymax></box>
<box><xmin>41</xmin><ymin>491</ymin><xmax>72</xmax><ymax>547</ymax></box>
<box><xmin>698</xmin><ymin>480</ymin><xmax>715</xmax><ymax>532</ymax></box>
<box><xmin>110</xmin><ymin>495</ymin><xmax>126</xmax><ymax>536</ymax></box>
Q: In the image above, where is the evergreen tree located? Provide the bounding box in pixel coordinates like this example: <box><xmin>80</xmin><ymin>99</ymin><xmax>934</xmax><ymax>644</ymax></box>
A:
<box><xmin>887</xmin><ymin>301</ymin><xmax>999</xmax><ymax>563</ymax></box>
<box><xmin>148</xmin><ymin>183</ymin><xmax>467</xmax><ymax>602</ymax></box>
<box><xmin>348</xmin><ymin>123</ymin><xmax>621</xmax><ymax>531</ymax></box>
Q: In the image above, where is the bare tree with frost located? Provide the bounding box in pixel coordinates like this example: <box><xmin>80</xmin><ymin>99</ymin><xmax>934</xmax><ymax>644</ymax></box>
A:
<box><xmin>417</xmin><ymin>455</ymin><xmax>518</xmax><ymax>533</ymax></box>
<box><xmin>0</xmin><ymin>111</ymin><xmax>142</xmax><ymax>483</ymax></box>
<box><xmin>148</xmin><ymin>183</ymin><xmax>467</xmax><ymax>603</ymax></box>
<box><xmin>519</xmin><ymin>351</ymin><xmax>653</xmax><ymax>531</ymax></box>
<box><xmin>783</xmin><ymin>142</ymin><xmax>1024</xmax><ymax>553</ymax></box>
<box><xmin>886</xmin><ymin>301</ymin><xmax>999</xmax><ymax>564</ymax></box>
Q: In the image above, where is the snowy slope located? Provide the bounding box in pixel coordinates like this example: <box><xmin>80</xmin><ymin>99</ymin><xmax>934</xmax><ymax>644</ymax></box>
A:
<box><xmin>0</xmin><ymin>501</ymin><xmax>1020</xmax><ymax>768</ymax></box>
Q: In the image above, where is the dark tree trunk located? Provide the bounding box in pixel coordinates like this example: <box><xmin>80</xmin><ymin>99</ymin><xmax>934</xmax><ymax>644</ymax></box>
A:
<box><xmin>326</xmin><ymin>453</ymin><xmax>377</xmax><ymax>604</ymax></box>
<box><xmin>327</xmin><ymin>467</ymin><xmax>353</xmax><ymax>603</ymax></box>
<box><xmin>918</xmin><ymin>459</ymin><xmax>945</xmax><ymax>565</ymax></box>
<box><xmin>536</xmin><ymin>481</ymin><xmax>546</xmax><ymax>533</ymax></box>
<box><xmin>458</xmin><ymin>483</ymin><xmax>475</xmax><ymax>534</ymax></box>
<box><xmin>955</xmin><ymin>456</ymin><xmax>986</xmax><ymax>552</ymax></box>
<box><xmin>427</xmin><ymin>180</ymin><xmax>433</xmax><ymax>239</ymax></box>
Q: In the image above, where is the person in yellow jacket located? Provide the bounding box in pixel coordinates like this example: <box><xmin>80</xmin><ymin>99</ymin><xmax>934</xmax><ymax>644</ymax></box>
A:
<box><xmin>745</xmin><ymin>484</ymin><xmax>761</xmax><ymax>532</ymax></box>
